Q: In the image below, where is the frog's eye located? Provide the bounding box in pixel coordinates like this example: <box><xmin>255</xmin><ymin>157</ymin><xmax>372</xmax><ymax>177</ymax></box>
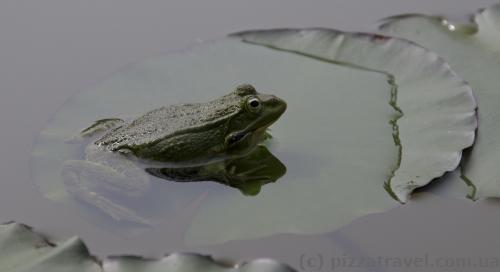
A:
<box><xmin>246</xmin><ymin>97</ymin><xmax>262</xmax><ymax>113</ymax></box>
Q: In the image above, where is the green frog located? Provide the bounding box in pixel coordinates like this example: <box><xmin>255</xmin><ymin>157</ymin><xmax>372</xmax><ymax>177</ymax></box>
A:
<box><xmin>62</xmin><ymin>84</ymin><xmax>287</xmax><ymax>225</ymax></box>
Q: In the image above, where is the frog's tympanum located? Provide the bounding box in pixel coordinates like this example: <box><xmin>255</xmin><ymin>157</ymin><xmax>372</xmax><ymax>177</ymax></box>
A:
<box><xmin>62</xmin><ymin>84</ymin><xmax>287</xmax><ymax>225</ymax></box>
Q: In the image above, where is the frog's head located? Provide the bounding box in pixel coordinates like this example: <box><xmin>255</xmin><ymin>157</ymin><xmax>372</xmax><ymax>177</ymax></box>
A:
<box><xmin>224</xmin><ymin>84</ymin><xmax>287</xmax><ymax>156</ymax></box>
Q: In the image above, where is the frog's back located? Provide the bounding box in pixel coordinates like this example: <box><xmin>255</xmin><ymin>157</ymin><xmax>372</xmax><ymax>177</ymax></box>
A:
<box><xmin>96</xmin><ymin>94</ymin><xmax>242</xmax><ymax>151</ymax></box>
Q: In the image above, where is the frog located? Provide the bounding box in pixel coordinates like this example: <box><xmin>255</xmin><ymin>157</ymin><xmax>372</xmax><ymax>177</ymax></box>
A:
<box><xmin>61</xmin><ymin>84</ymin><xmax>287</xmax><ymax>225</ymax></box>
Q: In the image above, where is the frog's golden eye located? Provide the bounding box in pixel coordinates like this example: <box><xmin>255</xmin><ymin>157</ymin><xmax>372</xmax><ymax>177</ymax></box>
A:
<box><xmin>246</xmin><ymin>97</ymin><xmax>262</xmax><ymax>113</ymax></box>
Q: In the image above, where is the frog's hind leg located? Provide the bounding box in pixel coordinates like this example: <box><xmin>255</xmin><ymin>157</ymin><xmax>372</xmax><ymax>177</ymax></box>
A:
<box><xmin>66</xmin><ymin>118</ymin><xmax>124</xmax><ymax>143</ymax></box>
<box><xmin>61</xmin><ymin>160</ymin><xmax>152</xmax><ymax>226</ymax></box>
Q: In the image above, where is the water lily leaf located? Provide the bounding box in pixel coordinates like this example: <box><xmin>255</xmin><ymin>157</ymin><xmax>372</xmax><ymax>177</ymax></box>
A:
<box><xmin>32</xmin><ymin>38</ymin><xmax>400</xmax><ymax>244</ymax></box>
<box><xmin>0</xmin><ymin>222</ymin><xmax>101</xmax><ymax>272</ymax></box>
<box><xmin>0</xmin><ymin>222</ymin><xmax>295</xmax><ymax>272</ymax></box>
<box><xmin>379</xmin><ymin>5</ymin><xmax>500</xmax><ymax>199</ymax></box>
<box><xmin>233</xmin><ymin>29</ymin><xmax>477</xmax><ymax>203</ymax></box>
<box><xmin>31</xmin><ymin>30</ymin><xmax>474</xmax><ymax>247</ymax></box>
<box><xmin>104</xmin><ymin>255</ymin><xmax>295</xmax><ymax>272</ymax></box>
<box><xmin>31</xmin><ymin>29</ymin><xmax>475</xmax><ymax>248</ymax></box>
<box><xmin>184</xmin><ymin>32</ymin><xmax>476</xmax><ymax>245</ymax></box>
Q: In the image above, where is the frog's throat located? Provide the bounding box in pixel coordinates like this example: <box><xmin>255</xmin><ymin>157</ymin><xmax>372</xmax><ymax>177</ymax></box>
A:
<box><xmin>225</xmin><ymin>131</ymin><xmax>250</xmax><ymax>148</ymax></box>
<box><xmin>224</xmin><ymin>110</ymin><xmax>281</xmax><ymax>148</ymax></box>
<box><xmin>224</xmin><ymin>126</ymin><xmax>268</xmax><ymax>149</ymax></box>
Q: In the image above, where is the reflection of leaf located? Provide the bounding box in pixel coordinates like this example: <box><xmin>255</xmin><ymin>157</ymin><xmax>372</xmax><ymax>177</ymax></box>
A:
<box><xmin>146</xmin><ymin>146</ymin><xmax>286</xmax><ymax>196</ymax></box>
<box><xmin>233</xmin><ymin>28</ymin><xmax>477</xmax><ymax>203</ymax></box>
<box><xmin>0</xmin><ymin>222</ymin><xmax>296</xmax><ymax>272</ymax></box>
<box><xmin>380</xmin><ymin>5</ymin><xmax>500</xmax><ymax>199</ymax></box>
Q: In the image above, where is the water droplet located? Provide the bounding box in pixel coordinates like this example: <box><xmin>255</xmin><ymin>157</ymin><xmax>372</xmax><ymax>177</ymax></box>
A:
<box><xmin>441</xmin><ymin>19</ymin><xmax>456</xmax><ymax>31</ymax></box>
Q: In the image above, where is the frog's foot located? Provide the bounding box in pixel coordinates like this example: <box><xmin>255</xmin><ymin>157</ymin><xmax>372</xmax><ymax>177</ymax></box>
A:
<box><xmin>61</xmin><ymin>160</ymin><xmax>152</xmax><ymax>226</ymax></box>
<box><xmin>65</xmin><ymin>118</ymin><xmax>124</xmax><ymax>144</ymax></box>
<box><xmin>262</xmin><ymin>129</ymin><xmax>273</xmax><ymax>141</ymax></box>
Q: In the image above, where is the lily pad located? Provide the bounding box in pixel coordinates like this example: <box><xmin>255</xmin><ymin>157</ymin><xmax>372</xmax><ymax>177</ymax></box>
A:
<box><xmin>185</xmin><ymin>32</ymin><xmax>476</xmax><ymax>245</ymax></box>
<box><xmin>0</xmin><ymin>222</ymin><xmax>101</xmax><ymax>272</ymax></box>
<box><xmin>231</xmin><ymin>29</ymin><xmax>478</xmax><ymax>203</ymax></box>
<box><xmin>31</xmin><ymin>38</ymin><xmax>399</xmax><ymax>243</ymax></box>
<box><xmin>380</xmin><ymin>4</ymin><xmax>500</xmax><ymax>199</ymax></box>
<box><xmin>0</xmin><ymin>222</ymin><xmax>295</xmax><ymax>272</ymax></box>
<box><xmin>31</xmin><ymin>29</ymin><xmax>475</xmax><ymax>247</ymax></box>
<box><xmin>105</xmin><ymin>255</ymin><xmax>295</xmax><ymax>272</ymax></box>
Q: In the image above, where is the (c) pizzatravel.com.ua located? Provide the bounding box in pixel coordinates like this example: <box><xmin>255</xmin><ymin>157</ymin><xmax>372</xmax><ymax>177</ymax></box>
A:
<box><xmin>299</xmin><ymin>252</ymin><xmax>500</xmax><ymax>271</ymax></box>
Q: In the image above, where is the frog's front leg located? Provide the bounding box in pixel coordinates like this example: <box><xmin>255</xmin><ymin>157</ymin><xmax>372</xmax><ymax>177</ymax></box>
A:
<box><xmin>61</xmin><ymin>159</ymin><xmax>152</xmax><ymax>226</ymax></box>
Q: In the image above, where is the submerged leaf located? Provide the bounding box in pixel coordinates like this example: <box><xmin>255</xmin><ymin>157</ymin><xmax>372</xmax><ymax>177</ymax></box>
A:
<box><xmin>380</xmin><ymin>4</ymin><xmax>500</xmax><ymax>199</ymax></box>
<box><xmin>233</xmin><ymin>28</ymin><xmax>477</xmax><ymax>203</ymax></box>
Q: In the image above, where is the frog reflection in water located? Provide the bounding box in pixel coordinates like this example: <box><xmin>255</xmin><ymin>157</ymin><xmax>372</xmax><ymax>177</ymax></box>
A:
<box><xmin>62</xmin><ymin>84</ymin><xmax>287</xmax><ymax>225</ymax></box>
